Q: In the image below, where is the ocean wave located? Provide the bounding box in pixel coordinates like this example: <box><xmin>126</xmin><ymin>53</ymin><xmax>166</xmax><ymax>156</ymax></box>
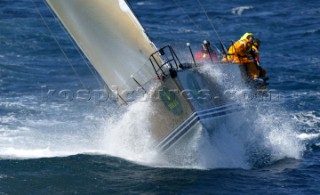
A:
<box><xmin>0</xmin><ymin>147</ymin><xmax>100</xmax><ymax>160</ymax></box>
<box><xmin>292</xmin><ymin>111</ymin><xmax>320</xmax><ymax>131</ymax></box>
<box><xmin>0</xmin><ymin>174</ymin><xmax>8</xmax><ymax>180</ymax></box>
<box><xmin>297</xmin><ymin>133</ymin><xmax>320</xmax><ymax>141</ymax></box>
<box><xmin>304</xmin><ymin>28</ymin><xmax>320</xmax><ymax>35</ymax></box>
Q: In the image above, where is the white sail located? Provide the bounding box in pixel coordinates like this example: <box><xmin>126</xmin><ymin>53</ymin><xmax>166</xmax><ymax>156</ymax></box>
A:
<box><xmin>46</xmin><ymin>0</ymin><xmax>160</xmax><ymax>94</ymax></box>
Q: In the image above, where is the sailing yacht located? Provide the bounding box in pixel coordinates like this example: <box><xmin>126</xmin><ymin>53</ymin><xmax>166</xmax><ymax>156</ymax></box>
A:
<box><xmin>46</xmin><ymin>0</ymin><xmax>245</xmax><ymax>153</ymax></box>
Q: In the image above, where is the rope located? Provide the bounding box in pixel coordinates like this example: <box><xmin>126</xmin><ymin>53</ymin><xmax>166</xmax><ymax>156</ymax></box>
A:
<box><xmin>32</xmin><ymin>0</ymin><xmax>87</xmax><ymax>89</ymax></box>
<box><xmin>42</xmin><ymin>1</ymin><xmax>105</xmax><ymax>89</ymax></box>
<box><xmin>171</xmin><ymin>0</ymin><xmax>208</xmax><ymax>36</ymax></box>
<box><xmin>195</xmin><ymin>0</ymin><xmax>224</xmax><ymax>45</ymax></box>
<box><xmin>195</xmin><ymin>0</ymin><xmax>227</xmax><ymax>55</ymax></box>
<box><xmin>172</xmin><ymin>0</ymin><xmax>222</xmax><ymax>55</ymax></box>
<box><xmin>32</xmin><ymin>0</ymin><xmax>107</xmax><ymax>89</ymax></box>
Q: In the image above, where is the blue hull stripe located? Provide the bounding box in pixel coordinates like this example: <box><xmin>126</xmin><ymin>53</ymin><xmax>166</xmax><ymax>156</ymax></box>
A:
<box><xmin>156</xmin><ymin>103</ymin><xmax>242</xmax><ymax>152</ymax></box>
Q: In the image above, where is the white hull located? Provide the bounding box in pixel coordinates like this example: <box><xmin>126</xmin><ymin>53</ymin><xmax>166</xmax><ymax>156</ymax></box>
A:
<box><xmin>143</xmin><ymin>64</ymin><xmax>243</xmax><ymax>152</ymax></box>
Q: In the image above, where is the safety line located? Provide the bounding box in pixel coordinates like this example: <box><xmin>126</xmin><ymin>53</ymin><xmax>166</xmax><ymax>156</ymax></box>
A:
<box><xmin>42</xmin><ymin>0</ymin><xmax>105</xmax><ymax>89</ymax></box>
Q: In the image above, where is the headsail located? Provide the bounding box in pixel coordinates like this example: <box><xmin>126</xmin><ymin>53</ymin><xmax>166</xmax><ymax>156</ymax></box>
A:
<box><xmin>46</xmin><ymin>0</ymin><xmax>160</xmax><ymax>94</ymax></box>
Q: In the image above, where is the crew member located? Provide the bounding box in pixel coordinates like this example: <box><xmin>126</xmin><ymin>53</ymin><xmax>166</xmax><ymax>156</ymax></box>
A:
<box><xmin>251</xmin><ymin>39</ymin><xmax>267</xmax><ymax>78</ymax></box>
<box><xmin>222</xmin><ymin>32</ymin><xmax>260</xmax><ymax>79</ymax></box>
<box><xmin>195</xmin><ymin>40</ymin><xmax>218</xmax><ymax>63</ymax></box>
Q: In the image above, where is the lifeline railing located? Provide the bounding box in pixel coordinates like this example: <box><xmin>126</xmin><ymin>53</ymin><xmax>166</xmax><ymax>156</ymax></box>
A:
<box><xmin>148</xmin><ymin>45</ymin><xmax>182</xmax><ymax>79</ymax></box>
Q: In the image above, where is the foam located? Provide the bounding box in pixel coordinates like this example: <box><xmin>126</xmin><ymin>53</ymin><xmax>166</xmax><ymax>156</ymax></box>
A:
<box><xmin>98</xmin><ymin>86</ymin><xmax>159</xmax><ymax>164</ymax></box>
<box><xmin>0</xmin><ymin>64</ymin><xmax>310</xmax><ymax>169</ymax></box>
<box><xmin>297</xmin><ymin>133</ymin><xmax>320</xmax><ymax>140</ymax></box>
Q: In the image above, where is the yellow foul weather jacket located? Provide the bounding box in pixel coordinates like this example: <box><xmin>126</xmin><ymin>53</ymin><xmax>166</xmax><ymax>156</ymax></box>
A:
<box><xmin>223</xmin><ymin>38</ymin><xmax>253</xmax><ymax>64</ymax></box>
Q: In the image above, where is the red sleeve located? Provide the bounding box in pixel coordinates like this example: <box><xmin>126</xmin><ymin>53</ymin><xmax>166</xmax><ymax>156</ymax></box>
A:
<box><xmin>195</xmin><ymin>52</ymin><xmax>202</xmax><ymax>61</ymax></box>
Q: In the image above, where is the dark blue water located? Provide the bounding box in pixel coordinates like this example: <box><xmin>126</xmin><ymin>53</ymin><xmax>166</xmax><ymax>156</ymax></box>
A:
<box><xmin>1</xmin><ymin>0</ymin><xmax>320</xmax><ymax>194</ymax></box>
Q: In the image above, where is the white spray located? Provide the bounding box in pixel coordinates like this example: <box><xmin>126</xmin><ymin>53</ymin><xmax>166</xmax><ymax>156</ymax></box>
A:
<box><xmin>0</xmin><ymin>64</ymin><xmax>307</xmax><ymax>170</ymax></box>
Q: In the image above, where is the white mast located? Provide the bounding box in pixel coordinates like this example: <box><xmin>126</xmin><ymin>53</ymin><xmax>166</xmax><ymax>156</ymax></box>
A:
<box><xmin>46</xmin><ymin>0</ymin><xmax>160</xmax><ymax>94</ymax></box>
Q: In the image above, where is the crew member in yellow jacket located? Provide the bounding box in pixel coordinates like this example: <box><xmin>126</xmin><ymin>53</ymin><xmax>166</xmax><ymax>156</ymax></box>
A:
<box><xmin>222</xmin><ymin>32</ymin><xmax>260</xmax><ymax>79</ymax></box>
<box><xmin>251</xmin><ymin>38</ymin><xmax>267</xmax><ymax>78</ymax></box>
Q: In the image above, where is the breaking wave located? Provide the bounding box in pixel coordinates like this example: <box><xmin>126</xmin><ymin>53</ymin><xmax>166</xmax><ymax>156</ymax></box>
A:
<box><xmin>160</xmin><ymin>63</ymin><xmax>306</xmax><ymax>169</ymax></box>
<box><xmin>0</xmin><ymin>64</ymin><xmax>313</xmax><ymax>170</ymax></box>
<box><xmin>97</xmin><ymin>64</ymin><xmax>307</xmax><ymax>169</ymax></box>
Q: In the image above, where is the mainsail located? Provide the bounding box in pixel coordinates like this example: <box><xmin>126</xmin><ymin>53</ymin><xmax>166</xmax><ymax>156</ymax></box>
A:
<box><xmin>46</xmin><ymin>0</ymin><xmax>159</xmax><ymax>94</ymax></box>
